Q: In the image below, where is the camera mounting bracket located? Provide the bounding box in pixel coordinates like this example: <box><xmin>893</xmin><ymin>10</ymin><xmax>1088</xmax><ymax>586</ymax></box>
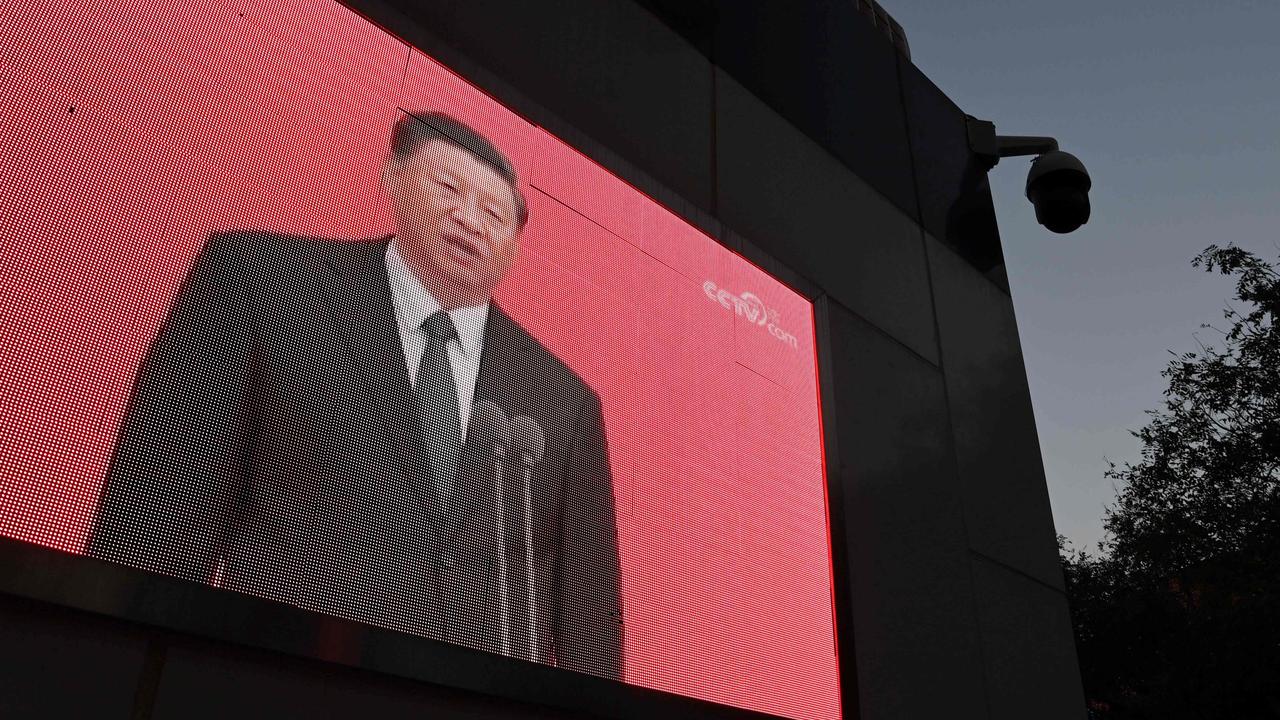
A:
<box><xmin>966</xmin><ymin>115</ymin><xmax>1059</xmax><ymax>170</ymax></box>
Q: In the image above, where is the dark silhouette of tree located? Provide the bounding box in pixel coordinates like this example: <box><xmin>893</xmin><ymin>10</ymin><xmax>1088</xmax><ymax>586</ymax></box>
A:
<box><xmin>1061</xmin><ymin>245</ymin><xmax>1280</xmax><ymax>719</ymax></box>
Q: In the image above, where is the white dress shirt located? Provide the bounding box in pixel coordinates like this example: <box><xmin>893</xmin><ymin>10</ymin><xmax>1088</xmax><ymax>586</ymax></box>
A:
<box><xmin>385</xmin><ymin>240</ymin><xmax>489</xmax><ymax>437</ymax></box>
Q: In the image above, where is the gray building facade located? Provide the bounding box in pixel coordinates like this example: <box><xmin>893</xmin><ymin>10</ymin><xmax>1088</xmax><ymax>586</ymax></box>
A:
<box><xmin>0</xmin><ymin>1</ymin><xmax>1085</xmax><ymax>718</ymax></box>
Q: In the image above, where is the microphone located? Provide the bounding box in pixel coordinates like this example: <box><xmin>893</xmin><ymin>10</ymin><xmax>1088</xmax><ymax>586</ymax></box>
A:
<box><xmin>470</xmin><ymin>400</ymin><xmax>512</xmax><ymax>657</ymax></box>
<box><xmin>510</xmin><ymin>416</ymin><xmax>546</xmax><ymax>468</ymax></box>
<box><xmin>510</xmin><ymin>415</ymin><xmax>546</xmax><ymax>663</ymax></box>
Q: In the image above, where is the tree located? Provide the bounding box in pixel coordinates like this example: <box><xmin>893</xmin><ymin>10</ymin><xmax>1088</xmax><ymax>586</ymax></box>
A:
<box><xmin>1062</xmin><ymin>245</ymin><xmax>1280</xmax><ymax>719</ymax></box>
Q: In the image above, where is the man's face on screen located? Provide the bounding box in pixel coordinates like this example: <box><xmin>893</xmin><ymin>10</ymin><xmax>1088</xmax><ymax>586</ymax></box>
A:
<box><xmin>384</xmin><ymin>138</ymin><xmax>522</xmax><ymax>309</ymax></box>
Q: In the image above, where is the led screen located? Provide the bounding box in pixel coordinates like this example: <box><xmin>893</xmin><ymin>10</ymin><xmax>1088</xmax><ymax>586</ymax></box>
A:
<box><xmin>2</xmin><ymin>1</ymin><xmax>839</xmax><ymax>718</ymax></box>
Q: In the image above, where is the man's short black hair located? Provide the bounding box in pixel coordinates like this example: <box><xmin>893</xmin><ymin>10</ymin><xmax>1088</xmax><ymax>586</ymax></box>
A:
<box><xmin>389</xmin><ymin>111</ymin><xmax>528</xmax><ymax>227</ymax></box>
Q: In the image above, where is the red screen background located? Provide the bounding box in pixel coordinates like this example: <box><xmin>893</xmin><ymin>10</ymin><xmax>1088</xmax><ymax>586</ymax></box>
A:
<box><xmin>1</xmin><ymin>2</ymin><xmax>840</xmax><ymax>718</ymax></box>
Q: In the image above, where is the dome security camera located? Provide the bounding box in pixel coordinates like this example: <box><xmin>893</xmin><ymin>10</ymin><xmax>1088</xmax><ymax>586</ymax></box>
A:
<box><xmin>1025</xmin><ymin>151</ymin><xmax>1091</xmax><ymax>234</ymax></box>
<box><xmin>966</xmin><ymin>117</ymin><xmax>1092</xmax><ymax>235</ymax></box>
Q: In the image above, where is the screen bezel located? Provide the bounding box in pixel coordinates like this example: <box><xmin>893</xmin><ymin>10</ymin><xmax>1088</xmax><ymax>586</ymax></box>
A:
<box><xmin>0</xmin><ymin>0</ymin><xmax>858</xmax><ymax>716</ymax></box>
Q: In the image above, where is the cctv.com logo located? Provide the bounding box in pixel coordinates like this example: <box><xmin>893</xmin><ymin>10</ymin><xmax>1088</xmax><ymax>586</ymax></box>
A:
<box><xmin>702</xmin><ymin>280</ymin><xmax>799</xmax><ymax>350</ymax></box>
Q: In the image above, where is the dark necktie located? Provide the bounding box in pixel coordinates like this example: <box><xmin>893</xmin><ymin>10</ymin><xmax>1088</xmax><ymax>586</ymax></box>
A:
<box><xmin>418</xmin><ymin>311</ymin><xmax>463</xmax><ymax>506</ymax></box>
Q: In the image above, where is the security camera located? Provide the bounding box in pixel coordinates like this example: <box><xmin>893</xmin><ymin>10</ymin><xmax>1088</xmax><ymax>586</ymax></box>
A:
<box><xmin>965</xmin><ymin>116</ymin><xmax>1092</xmax><ymax>234</ymax></box>
<box><xmin>1026</xmin><ymin>151</ymin><xmax>1090</xmax><ymax>234</ymax></box>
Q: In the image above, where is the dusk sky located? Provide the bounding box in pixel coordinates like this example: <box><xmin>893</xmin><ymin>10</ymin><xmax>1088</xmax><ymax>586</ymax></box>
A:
<box><xmin>884</xmin><ymin>0</ymin><xmax>1280</xmax><ymax>551</ymax></box>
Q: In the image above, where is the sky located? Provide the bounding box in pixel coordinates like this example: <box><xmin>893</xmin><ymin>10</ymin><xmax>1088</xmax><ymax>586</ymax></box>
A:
<box><xmin>882</xmin><ymin>0</ymin><xmax>1280</xmax><ymax>552</ymax></box>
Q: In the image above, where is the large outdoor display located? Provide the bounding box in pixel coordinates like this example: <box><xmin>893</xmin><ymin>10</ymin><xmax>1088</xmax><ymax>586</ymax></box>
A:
<box><xmin>2</xmin><ymin>1</ymin><xmax>839</xmax><ymax>718</ymax></box>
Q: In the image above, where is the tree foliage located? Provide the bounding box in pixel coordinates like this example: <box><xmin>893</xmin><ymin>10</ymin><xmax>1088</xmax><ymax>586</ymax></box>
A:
<box><xmin>1061</xmin><ymin>245</ymin><xmax>1280</xmax><ymax>719</ymax></box>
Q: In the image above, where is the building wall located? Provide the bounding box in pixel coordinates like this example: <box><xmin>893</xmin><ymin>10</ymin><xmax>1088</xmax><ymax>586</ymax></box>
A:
<box><xmin>347</xmin><ymin>0</ymin><xmax>1084</xmax><ymax>716</ymax></box>
<box><xmin>0</xmin><ymin>0</ymin><xmax>1085</xmax><ymax>717</ymax></box>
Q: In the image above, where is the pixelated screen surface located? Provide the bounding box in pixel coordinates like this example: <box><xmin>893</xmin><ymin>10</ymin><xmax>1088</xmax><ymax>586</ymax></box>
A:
<box><xmin>1</xmin><ymin>1</ymin><xmax>839</xmax><ymax>718</ymax></box>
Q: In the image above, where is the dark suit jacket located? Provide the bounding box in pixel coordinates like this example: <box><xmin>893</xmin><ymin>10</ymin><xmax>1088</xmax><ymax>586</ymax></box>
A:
<box><xmin>88</xmin><ymin>232</ymin><xmax>623</xmax><ymax>679</ymax></box>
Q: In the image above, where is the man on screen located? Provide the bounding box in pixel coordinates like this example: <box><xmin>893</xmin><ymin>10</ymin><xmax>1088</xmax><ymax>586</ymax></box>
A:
<box><xmin>88</xmin><ymin>112</ymin><xmax>622</xmax><ymax>679</ymax></box>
